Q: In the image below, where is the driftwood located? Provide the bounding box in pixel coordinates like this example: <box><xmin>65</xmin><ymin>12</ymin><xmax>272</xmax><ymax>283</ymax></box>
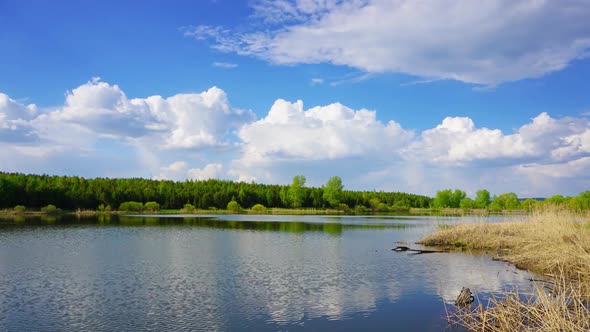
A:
<box><xmin>391</xmin><ymin>246</ymin><xmax>449</xmax><ymax>254</ymax></box>
<box><xmin>455</xmin><ymin>287</ymin><xmax>475</xmax><ymax>307</ymax></box>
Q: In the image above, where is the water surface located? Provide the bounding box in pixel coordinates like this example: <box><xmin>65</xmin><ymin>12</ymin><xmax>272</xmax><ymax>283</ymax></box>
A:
<box><xmin>0</xmin><ymin>214</ymin><xmax>533</xmax><ymax>331</ymax></box>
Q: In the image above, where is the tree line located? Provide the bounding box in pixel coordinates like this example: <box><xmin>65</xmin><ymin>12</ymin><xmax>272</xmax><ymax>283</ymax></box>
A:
<box><xmin>431</xmin><ymin>189</ymin><xmax>590</xmax><ymax>211</ymax></box>
<box><xmin>0</xmin><ymin>172</ymin><xmax>431</xmax><ymax>211</ymax></box>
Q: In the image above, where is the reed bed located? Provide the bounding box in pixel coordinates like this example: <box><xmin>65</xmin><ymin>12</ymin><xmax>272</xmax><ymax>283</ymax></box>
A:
<box><xmin>420</xmin><ymin>206</ymin><xmax>590</xmax><ymax>331</ymax></box>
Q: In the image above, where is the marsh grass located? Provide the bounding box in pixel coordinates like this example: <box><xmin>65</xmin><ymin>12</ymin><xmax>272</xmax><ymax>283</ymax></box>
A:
<box><xmin>421</xmin><ymin>206</ymin><xmax>590</xmax><ymax>331</ymax></box>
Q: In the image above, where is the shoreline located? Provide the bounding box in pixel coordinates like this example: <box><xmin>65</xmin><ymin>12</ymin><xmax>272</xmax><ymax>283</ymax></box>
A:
<box><xmin>419</xmin><ymin>207</ymin><xmax>590</xmax><ymax>331</ymax></box>
<box><xmin>0</xmin><ymin>207</ymin><xmax>528</xmax><ymax>218</ymax></box>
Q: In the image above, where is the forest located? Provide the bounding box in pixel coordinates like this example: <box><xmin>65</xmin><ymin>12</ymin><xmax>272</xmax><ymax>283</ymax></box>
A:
<box><xmin>0</xmin><ymin>172</ymin><xmax>431</xmax><ymax>211</ymax></box>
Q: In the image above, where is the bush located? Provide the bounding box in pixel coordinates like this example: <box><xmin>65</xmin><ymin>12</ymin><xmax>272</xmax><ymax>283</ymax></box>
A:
<box><xmin>119</xmin><ymin>201</ymin><xmax>144</xmax><ymax>212</ymax></box>
<box><xmin>144</xmin><ymin>201</ymin><xmax>160</xmax><ymax>212</ymax></box>
<box><xmin>97</xmin><ymin>204</ymin><xmax>111</xmax><ymax>212</ymax></box>
<box><xmin>354</xmin><ymin>205</ymin><xmax>370</xmax><ymax>214</ymax></box>
<box><xmin>337</xmin><ymin>203</ymin><xmax>350</xmax><ymax>212</ymax></box>
<box><xmin>41</xmin><ymin>204</ymin><xmax>61</xmax><ymax>215</ymax></box>
<box><xmin>251</xmin><ymin>203</ymin><xmax>267</xmax><ymax>213</ymax></box>
<box><xmin>227</xmin><ymin>201</ymin><xmax>242</xmax><ymax>213</ymax></box>
<box><xmin>182</xmin><ymin>203</ymin><xmax>196</xmax><ymax>213</ymax></box>
<box><xmin>376</xmin><ymin>202</ymin><xmax>390</xmax><ymax>212</ymax></box>
<box><xmin>13</xmin><ymin>205</ymin><xmax>26</xmax><ymax>213</ymax></box>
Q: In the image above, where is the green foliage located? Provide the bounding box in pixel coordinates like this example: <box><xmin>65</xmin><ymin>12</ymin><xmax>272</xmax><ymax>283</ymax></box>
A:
<box><xmin>354</xmin><ymin>205</ymin><xmax>370</xmax><ymax>214</ymax></box>
<box><xmin>251</xmin><ymin>203</ymin><xmax>267</xmax><ymax>213</ymax></box>
<box><xmin>40</xmin><ymin>204</ymin><xmax>61</xmax><ymax>215</ymax></box>
<box><xmin>474</xmin><ymin>189</ymin><xmax>491</xmax><ymax>208</ymax></box>
<box><xmin>0</xmin><ymin>172</ymin><xmax>432</xmax><ymax>211</ymax></box>
<box><xmin>144</xmin><ymin>201</ymin><xmax>160</xmax><ymax>212</ymax></box>
<box><xmin>369</xmin><ymin>197</ymin><xmax>381</xmax><ymax>211</ymax></box>
<box><xmin>431</xmin><ymin>189</ymin><xmax>466</xmax><ymax>208</ymax></box>
<box><xmin>521</xmin><ymin>198</ymin><xmax>540</xmax><ymax>211</ymax></box>
<box><xmin>376</xmin><ymin>202</ymin><xmax>389</xmax><ymax>212</ymax></box>
<box><xmin>119</xmin><ymin>201</ymin><xmax>144</xmax><ymax>212</ymax></box>
<box><xmin>490</xmin><ymin>193</ymin><xmax>521</xmax><ymax>210</ymax></box>
<box><xmin>459</xmin><ymin>197</ymin><xmax>475</xmax><ymax>209</ymax></box>
<box><xmin>97</xmin><ymin>203</ymin><xmax>111</xmax><ymax>212</ymax></box>
<box><xmin>13</xmin><ymin>205</ymin><xmax>26</xmax><ymax>213</ymax></box>
<box><xmin>569</xmin><ymin>191</ymin><xmax>590</xmax><ymax>210</ymax></box>
<box><xmin>182</xmin><ymin>203</ymin><xmax>196</xmax><ymax>213</ymax></box>
<box><xmin>545</xmin><ymin>195</ymin><xmax>566</xmax><ymax>205</ymax></box>
<box><xmin>227</xmin><ymin>200</ymin><xmax>242</xmax><ymax>212</ymax></box>
<box><xmin>323</xmin><ymin>176</ymin><xmax>343</xmax><ymax>207</ymax></box>
<box><xmin>337</xmin><ymin>203</ymin><xmax>350</xmax><ymax>212</ymax></box>
<box><xmin>288</xmin><ymin>175</ymin><xmax>307</xmax><ymax>208</ymax></box>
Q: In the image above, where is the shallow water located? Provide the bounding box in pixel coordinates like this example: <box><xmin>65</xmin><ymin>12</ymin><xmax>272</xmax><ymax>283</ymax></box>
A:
<box><xmin>0</xmin><ymin>214</ymin><xmax>533</xmax><ymax>331</ymax></box>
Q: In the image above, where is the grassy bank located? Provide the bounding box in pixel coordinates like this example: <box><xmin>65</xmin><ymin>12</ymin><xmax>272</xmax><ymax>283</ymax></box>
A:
<box><xmin>420</xmin><ymin>207</ymin><xmax>590</xmax><ymax>331</ymax></box>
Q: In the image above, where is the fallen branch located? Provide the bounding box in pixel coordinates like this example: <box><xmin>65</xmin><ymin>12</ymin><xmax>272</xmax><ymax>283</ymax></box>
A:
<box><xmin>391</xmin><ymin>246</ymin><xmax>449</xmax><ymax>254</ymax></box>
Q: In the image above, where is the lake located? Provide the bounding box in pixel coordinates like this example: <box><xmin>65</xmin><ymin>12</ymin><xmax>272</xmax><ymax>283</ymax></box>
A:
<box><xmin>0</xmin><ymin>214</ymin><xmax>534</xmax><ymax>331</ymax></box>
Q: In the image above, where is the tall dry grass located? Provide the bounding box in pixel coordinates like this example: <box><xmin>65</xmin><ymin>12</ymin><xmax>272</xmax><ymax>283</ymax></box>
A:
<box><xmin>420</xmin><ymin>206</ymin><xmax>590</xmax><ymax>331</ymax></box>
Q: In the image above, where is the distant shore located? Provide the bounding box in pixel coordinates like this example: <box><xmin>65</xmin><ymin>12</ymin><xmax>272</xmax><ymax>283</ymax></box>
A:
<box><xmin>1</xmin><ymin>207</ymin><xmax>528</xmax><ymax>218</ymax></box>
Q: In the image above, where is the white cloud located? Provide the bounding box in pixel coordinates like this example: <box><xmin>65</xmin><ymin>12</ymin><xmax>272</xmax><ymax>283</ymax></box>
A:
<box><xmin>3</xmin><ymin>81</ymin><xmax>590</xmax><ymax>196</ymax></box>
<box><xmin>187</xmin><ymin>0</ymin><xmax>590</xmax><ymax>85</ymax></box>
<box><xmin>234</xmin><ymin>99</ymin><xmax>411</xmax><ymax>163</ymax></box>
<box><xmin>0</xmin><ymin>79</ymin><xmax>252</xmax><ymax>180</ymax></box>
<box><xmin>212</xmin><ymin>62</ymin><xmax>239</xmax><ymax>68</ymax></box>
<box><xmin>36</xmin><ymin>79</ymin><xmax>255</xmax><ymax>149</ymax></box>
<box><xmin>188</xmin><ymin>163</ymin><xmax>223</xmax><ymax>180</ymax></box>
<box><xmin>156</xmin><ymin>161</ymin><xmax>224</xmax><ymax>181</ymax></box>
<box><xmin>407</xmin><ymin>113</ymin><xmax>590</xmax><ymax>166</ymax></box>
<box><xmin>310</xmin><ymin>77</ymin><xmax>324</xmax><ymax>85</ymax></box>
<box><xmin>0</xmin><ymin>93</ymin><xmax>38</xmax><ymax>142</ymax></box>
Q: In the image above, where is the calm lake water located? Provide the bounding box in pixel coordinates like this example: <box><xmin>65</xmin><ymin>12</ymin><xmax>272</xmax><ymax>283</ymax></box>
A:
<box><xmin>0</xmin><ymin>214</ymin><xmax>534</xmax><ymax>331</ymax></box>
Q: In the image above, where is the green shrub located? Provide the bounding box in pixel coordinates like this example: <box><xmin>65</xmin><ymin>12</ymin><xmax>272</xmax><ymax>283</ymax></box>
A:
<box><xmin>227</xmin><ymin>200</ymin><xmax>242</xmax><ymax>213</ymax></box>
<box><xmin>144</xmin><ymin>201</ymin><xmax>160</xmax><ymax>212</ymax></box>
<box><xmin>97</xmin><ymin>204</ymin><xmax>111</xmax><ymax>212</ymax></box>
<box><xmin>376</xmin><ymin>202</ymin><xmax>390</xmax><ymax>212</ymax></box>
<box><xmin>13</xmin><ymin>205</ymin><xmax>26</xmax><ymax>213</ymax></box>
<box><xmin>354</xmin><ymin>205</ymin><xmax>370</xmax><ymax>214</ymax></box>
<box><xmin>337</xmin><ymin>203</ymin><xmax>350</xmax><ymax>212</ymax></box>
<box><xmin>119</xmin><ymin>201</ymin><xmax>144</xmax><ymax>212</ymax></box>
<box><xmin>182</xmin><ymin>203</ymin><xmax>196</xmax><ymax>213</ymax></box>
<box><xmin>251</xmin><ymin>203</ymin><xmax>267</xmax><ymax>213</ymax></box>
<box><xmin>41</xmin><ymin>204</ymin><xmax>61</xmax><ymax>215</ymax></box>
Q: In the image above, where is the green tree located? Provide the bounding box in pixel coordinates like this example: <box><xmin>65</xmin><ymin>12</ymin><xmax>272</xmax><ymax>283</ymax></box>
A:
<box><xmin>288</xmin><ymin>175</ymin><xmax>306</xmax><ymax>208</ymax></box>
<box><xmin>431</xmin><ymin>189</ymin><xmax>452</xmax><ymax>208</ymax></box>
<box><xmin>144</xmin><ymin>201</ymin><xmax>160</xmax><ymax>212</ymax></box>
<box><xmin>119</xmin><ymin>201</ymin><xmax>144</xmax><ymax>212</ymax></box>
<box><xmin>41</xmin><ymin>204</ymin><xmax>61</xmax><ymax>215</ymax></box>
<box><xmin>323</xmin><ymin>176</ymin><xmax>343</xmax><ymax>207</ymax></box>
<box><xmin>545</xmin><ymin>195</ymin><xmax>565</xmax><ymax>205</ymax></box>
<box><xmin>227</xmin><ymin>200</ymin><xmax>242</xmax><ymax>212</ymax></box>
<box><xmin>182</xmin><ymin>203</ymin><xmax>196</xmax><ymax>213</ymax></box>
<box><xmin>474</xmin><ymin>189</ymin><xmax>491</xmax><ymax>208</ymax></box>
<box><xmin>13</xmin><ymin>205</ymin><xmax>26</xmax><ymax>213</ymax></box>
<box><xmin>450</xmin><ymin>189</ymin><xmax>466</xmax><ymax>208</ymax></box>
<box><xmin>251</xmin><ymin>203</ymin><xmax>267</xmax><ymax>213</ymax></box>
<box><xmin>460</xmin><ymin>197</ymin><xmax>475</xmax><ymax>209</ymax></box>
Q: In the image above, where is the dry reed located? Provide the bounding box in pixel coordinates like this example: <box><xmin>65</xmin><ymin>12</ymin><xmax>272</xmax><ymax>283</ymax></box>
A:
<box><xmin>420</xmin><ymin>206</ymin><xmax>590</xmax><ymax>331</ymax></box>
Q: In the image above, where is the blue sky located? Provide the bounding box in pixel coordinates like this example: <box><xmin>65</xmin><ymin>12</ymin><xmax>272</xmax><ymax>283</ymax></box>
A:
<box><xmin>1</xmin><ymin>0</ymin><xmax>590</xmax><ymax>197</ymax></box>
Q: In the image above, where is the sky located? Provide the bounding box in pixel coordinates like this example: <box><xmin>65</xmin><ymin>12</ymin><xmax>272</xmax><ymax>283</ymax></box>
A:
<box><xmin>1</xmin><ymin>0</ymin><xmax>590</xmax><ymax>197</ymax></box>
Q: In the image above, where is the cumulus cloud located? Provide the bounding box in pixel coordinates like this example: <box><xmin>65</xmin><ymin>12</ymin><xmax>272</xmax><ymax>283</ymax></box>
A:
<box><xmin>187</xmin><ymin>0</ymin><xmax>590</xmax><ymax>85</ymax></box>
<box><xmin>156</xmin><ymin>161</ymin><xmax>224</xmax><ymax>181</ymax></box>
<box><xmin>0</xmin><ymin>93</ymin><xmax>38</xmax><ymax>142</ymax></box>
<box><xmin>3</xmin><ymin>81</ymin><xmax>590</xmax><ymax>196</ymax></box>
<box><xmin>188</xmin><ymin>163</ymin><xmax>224</xmax><ymax>180</ymax></box>
<box><xmin>235</xmin><ymin>99</ymin><xmax>411</xmax><ymax>162</ymax></box>
<box><xmin>0</xmin><ymin>79</ymin><xmax>252</xmax><ymax>180</ymax></box>
<box><xmin>408</xmin><ymin>113</ymin><xmax>590</xmax><ymax>166</ymax></box>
